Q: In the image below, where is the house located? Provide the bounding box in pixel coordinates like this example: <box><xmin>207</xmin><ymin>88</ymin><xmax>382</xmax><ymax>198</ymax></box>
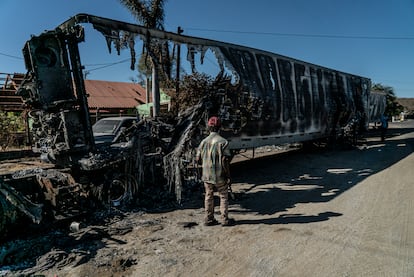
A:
<box><xmin>84</xmin><ymin>79</ymin><xmax>148</xmax><ymax>123</ymax></box>
<box><xmin>136</xmin><ymin>90</ymin><xmax>171</xmax><ymax>117</ymax></box>
<box><xmin>0</xmin><ymin>73</ymin><xmax>172</xmax><ymax>123</ymax></box>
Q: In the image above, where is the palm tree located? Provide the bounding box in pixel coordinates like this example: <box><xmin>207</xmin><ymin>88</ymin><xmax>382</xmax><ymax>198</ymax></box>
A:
<box><xmin>119</xmin><ymin>0</ymin><xmax>170</xmax><ymax>116</ymax></box>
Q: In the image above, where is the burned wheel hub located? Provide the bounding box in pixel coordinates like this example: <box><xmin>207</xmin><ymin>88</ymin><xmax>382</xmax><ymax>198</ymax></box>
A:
<box><xmin>109</xmin><ymin>178</ymin><xmax>127</xmax><ymax>206</ymax></box>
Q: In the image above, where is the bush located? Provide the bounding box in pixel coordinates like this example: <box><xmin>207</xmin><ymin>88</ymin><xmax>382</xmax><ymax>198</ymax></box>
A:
<box><xmin>0</xmin><ymin>111</ymin><xmax>26</xmax><ymax>149</ymax></box>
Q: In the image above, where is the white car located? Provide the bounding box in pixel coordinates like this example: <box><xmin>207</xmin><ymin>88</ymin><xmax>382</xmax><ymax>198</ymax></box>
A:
<box><xmin>92</xmin><ymin>116</ymin><xmax>138</xmax><ymax>144</ymax></box>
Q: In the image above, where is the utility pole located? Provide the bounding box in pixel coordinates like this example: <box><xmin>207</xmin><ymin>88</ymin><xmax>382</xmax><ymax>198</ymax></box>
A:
<box><xmin>151</xmin><ymin>62</ymin><xmax>160</xmax><ymax>117</ymax></box>
<box><xmin>175</xmin><ymin>26</ymin><xmax>184</xmax><ymax>113</ymax></box>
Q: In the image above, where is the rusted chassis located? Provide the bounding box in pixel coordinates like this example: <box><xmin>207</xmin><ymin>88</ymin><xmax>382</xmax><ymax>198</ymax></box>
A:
<box><xmin>1</xmin><ymin>14</ymin><xmax>385</xmax><ymax>238</ymax></box>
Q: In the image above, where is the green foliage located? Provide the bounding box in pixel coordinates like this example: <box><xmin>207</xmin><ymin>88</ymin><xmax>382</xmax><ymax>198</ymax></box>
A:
<box><xmin>0</xmin><ymin>111</ymin><xmax>25</xmax><ymax>132</ymax></box>
<box><xmin>0</xmin><ymin>111</ymin><xmax>26</xmax><ymax>148</ymax></box>
<box><xmin>372</xmin><ymin>83</ymin><xmax>404</xmax><ymax>116</ymax></box>
<box><xmin>119</xmin><ymin>0</ymin><xmax>166</xmax><ymax>30</ymax></box>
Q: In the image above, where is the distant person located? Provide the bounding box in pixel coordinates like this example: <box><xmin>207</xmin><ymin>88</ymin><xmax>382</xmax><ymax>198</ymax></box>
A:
<box><xmin>196</xmin><ymin>116</ymin><xmax>234</xmax><ymax>227</ymax></box>
<box><xmin>380</xmin><ymin>114</ymin><xmax>388</xmax><ymax>141</ymax></box>
<box><xmin>400</xmin><ymin>112</ymin><xmax>405</xmax><ymax>122</ymax></box>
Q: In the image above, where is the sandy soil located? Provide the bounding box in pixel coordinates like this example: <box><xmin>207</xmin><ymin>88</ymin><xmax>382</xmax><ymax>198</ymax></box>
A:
<box><xmin>1</xmin><ymin>120</ymin><xmax>414</xmax><ymax>277</ymax></box>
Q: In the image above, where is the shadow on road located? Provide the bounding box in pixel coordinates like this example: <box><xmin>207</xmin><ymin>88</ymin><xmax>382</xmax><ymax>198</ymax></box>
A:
<box><xmin>235</xmin><ymin>211</ymin><xmax>342</xmax><ymax>225</ymax></box>
<box><xmin>229</xmin><ymin>123</ymin><xmax>414</xmax><ymax>225</ymax></box>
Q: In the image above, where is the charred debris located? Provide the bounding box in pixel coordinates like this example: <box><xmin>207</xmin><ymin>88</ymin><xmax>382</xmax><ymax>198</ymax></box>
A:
<box><xmin>0</xmin><ymin>14</ymin><xmax>385</xmax><ymax>239</ymax></box>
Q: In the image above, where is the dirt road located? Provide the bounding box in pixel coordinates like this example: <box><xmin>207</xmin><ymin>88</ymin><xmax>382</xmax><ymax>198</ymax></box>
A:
<box><xmin>2</xmin><ymin>120</ymin><xmax>414</xmax><ymax>276</ymax></box>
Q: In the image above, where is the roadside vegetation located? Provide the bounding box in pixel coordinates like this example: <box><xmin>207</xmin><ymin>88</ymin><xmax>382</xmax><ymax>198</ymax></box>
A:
<box><xmin>0</xmin><ymin>111</ymin><xmax>27</xmax><ymax>150</ymax></box>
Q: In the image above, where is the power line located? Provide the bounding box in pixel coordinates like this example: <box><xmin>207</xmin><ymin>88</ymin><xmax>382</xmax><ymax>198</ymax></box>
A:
<box><xmin>186</xmin><ymin>28</ymin><xmax>414</xmax><ymax>40</ymax></box>
<box><xmin>85</xmin><ymin>58</ymin><xmax>131</xmax><ymax>72</ymax></box>
<box><xmin>0</xmin><ymin>51</ymin><xmax>132</xmax><ymax>72</ymax></box>
<box><xmin>0</xmin><ymin>47</ymin><xmax>136</xmax><ymax>73</ymax></box>
<box><xmin>0</xmin><ymin>52</ymin><xmax>23</xmax><ymax>60</ymax></box>
<box><xmin>84</xmin><ymin>62</ymin><xmax>122</xmax><ymax>66</ymax></box>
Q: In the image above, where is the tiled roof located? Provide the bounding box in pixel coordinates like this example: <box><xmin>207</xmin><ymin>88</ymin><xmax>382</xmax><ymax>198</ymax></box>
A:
<box><xmin>85</xmin><ymin>80</ymin><xmax>147</xmax><ymax>109</ymax></box>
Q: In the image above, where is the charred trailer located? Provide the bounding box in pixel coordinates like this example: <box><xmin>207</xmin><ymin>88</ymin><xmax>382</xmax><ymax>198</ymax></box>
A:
<box><xmin>48</xmin><ymin>14</ymin><xmax>376</xmax><ymax>151</ymax></box>
<box><xmin>54</xmin><ymin>14</ymin><xmax>378</xmax><ymax>199</ymax></box>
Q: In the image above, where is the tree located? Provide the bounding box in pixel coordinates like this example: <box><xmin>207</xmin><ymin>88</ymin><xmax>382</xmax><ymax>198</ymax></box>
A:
<box><xmin>120</xmin><ymin>0</ymin><xmax>166</xmax><ymax>29</ymax></box>
<box><xmin>119</xmin><ymin>0</ymin><xmax>170</xmax><ymax>116</ymax></box>
<box><xmin>372</xmin><ymin>83</ymin><xmax>404</xmax><ymax>117</ymax></box>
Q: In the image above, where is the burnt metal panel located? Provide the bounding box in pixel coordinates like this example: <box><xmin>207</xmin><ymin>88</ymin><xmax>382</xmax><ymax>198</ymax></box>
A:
<box><xmin>22</xmin><ymin>32</ymin><xmax>75</xmax><ymax>109</ymax></box>
<box><xmin>18</xmin><ymin>30</ymin><xmax>95</xmax><ymax>166</ymax></box>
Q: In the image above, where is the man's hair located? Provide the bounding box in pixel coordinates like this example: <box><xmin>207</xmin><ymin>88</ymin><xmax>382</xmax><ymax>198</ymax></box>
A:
<box><xmin>207</xmin><ymin>116</ymin><xmax>221</xmax><ymax>132</ymax></box>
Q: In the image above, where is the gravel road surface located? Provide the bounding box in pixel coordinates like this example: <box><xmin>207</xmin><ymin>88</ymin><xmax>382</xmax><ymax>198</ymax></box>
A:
<box><xmin>2</xmin><ymin>120</ymin><xmax>413</xmax><ymax>277</ymax></box>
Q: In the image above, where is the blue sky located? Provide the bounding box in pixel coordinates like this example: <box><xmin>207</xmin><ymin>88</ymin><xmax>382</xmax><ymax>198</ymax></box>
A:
<box><xmin>1</xmin><ymin>0</ymin><xmax>413</xmax><ymax>98</ymax></box>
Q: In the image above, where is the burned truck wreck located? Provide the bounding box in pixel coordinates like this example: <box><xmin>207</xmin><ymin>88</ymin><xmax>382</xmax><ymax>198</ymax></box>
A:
<box><xmin>0</xmin><ymin>14</ymin><xmax>385</xmax><ymax>238</ymax></box>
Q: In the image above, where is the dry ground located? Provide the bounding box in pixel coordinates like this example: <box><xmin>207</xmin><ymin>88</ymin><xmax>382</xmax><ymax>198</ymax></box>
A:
<box><xmin>1</xmin><ymin>120</ymin><xmax>414</xmax><ymax>277</ymax></box>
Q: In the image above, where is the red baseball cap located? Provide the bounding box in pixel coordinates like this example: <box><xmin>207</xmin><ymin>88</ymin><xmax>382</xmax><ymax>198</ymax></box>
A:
<box><xmin>208</xmin><ymin>116</ymin><xmax>221</xmax><ymax>127</ymax></box>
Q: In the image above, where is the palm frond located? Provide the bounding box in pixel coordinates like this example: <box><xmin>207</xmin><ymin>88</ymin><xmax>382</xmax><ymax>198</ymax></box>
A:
<box><xmin>119</xmin><ymin>0</ymin><xmax>150</xmax><ymax>25</ymax></box>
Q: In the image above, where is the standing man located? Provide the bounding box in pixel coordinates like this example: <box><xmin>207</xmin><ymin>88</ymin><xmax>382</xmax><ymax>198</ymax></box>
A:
<box><xmin>380</xmin><ymin>114</ymin><xmax>388</xmax><ymax>141</ymax></box>
<box><xmin>196</xmin><ymin>116</ymin><xmax>234</xmax><ymax>226</ymax></box>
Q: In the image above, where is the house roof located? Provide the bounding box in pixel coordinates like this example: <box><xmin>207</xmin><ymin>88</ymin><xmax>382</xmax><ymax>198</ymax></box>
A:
<box><xmin>85</xmin><ymin>79</ymin><xmax>147</xmax><ymax>109</ymax></box>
